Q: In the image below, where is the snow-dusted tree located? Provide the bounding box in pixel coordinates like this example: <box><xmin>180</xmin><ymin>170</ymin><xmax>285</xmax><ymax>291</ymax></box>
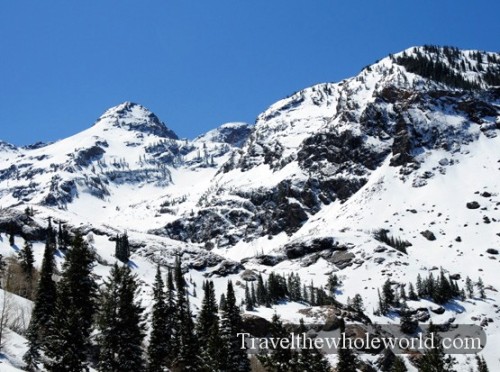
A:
<box><xmin>245</xmin><ymin>282</ymin><xmax>254</xmax><ymax>311</ymax></box>
<box><xmin>417</xmin><ymin>323</ymin><xmax>455</xmax><ymax>372</ymax></box>
<box><xmin>258</xmin><ymin>313</ymin><xmax>299</xmax><ymax>371</ymax></box>
<box><xmin>336</xmin><ymin>318</ymin><xmax>357</xmax><ymax>372</ymax></box>
<box><xmin>170</xmin><ymin>256</ymin><xmax>200</xmax><ymax>370</ymax></box>
<box><xmin>24</xmin><ymin>229</ymin><xmax>57</xmax><ymax>368</ymax></box>
<box><xmin>114</xmin><ymin>232</ymin><xmax>130</xmax><ymax>262</ymax></box>
<box><xmin>98</xmin><ymin>264</ymin><xmax>145</xmax><ymax>372</ymax></box>
<box><xmin>147</xmin><ymin>265</ymin><xmax>169</xmax><ymax>372</ymax></box>
<box><xmin>18</xmin><ymin>240</ymin><xmax>35</xmax><ymax>279</ymax></box>
<box><xmin>43</xmin><ymin>233</ymin><xmax>96</xmax><ymax>372</ymax></box>
<box><xmin>296</xmin><ymin>318</ymin><xmax>330</xmax><ymax>372</ymax></box>
<box><xmin>196</xmin><ymin>280</ymin><xmax>222</xmax><ymax>370</ymax></box>
<box><xmin>477</xmin><ymin>277</ymin><xmax>486</xmax><ymax>299</ymax></box>
<box><xmin>219</xmin><ymin>280</ymin><xmax>250</xmax><ymax>371</ymax></box>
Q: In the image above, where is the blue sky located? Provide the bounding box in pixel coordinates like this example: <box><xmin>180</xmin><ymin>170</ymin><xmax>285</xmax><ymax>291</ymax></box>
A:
<box><xmin>1</xmin><ymin>1</ymin><xmax>499</xmax><ymax>145</ymax></box>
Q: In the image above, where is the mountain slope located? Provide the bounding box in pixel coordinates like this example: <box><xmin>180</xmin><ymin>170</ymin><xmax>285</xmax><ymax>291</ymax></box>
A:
<box><xmin>0</xmin><ymin>45</ymin><xmax>499</xmax><ymax>371</ymax></box>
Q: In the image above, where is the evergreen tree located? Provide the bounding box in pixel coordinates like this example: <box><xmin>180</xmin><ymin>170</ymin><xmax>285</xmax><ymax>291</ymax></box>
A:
<box><xmin>382</xmin><ymin>279</ymin><xmax>395</xmax><ymax>308</ymax></box>
<box><xmin>416</xmin><ymin>273</ymin><xmax>424</xmax><ymax>297</ymax></box>
<box><xmin>310</xmin><ymin>280</ymin><xmax>317</xmax><ymax>306</ymax></box>
<box><xmin>9</xmin><ymin>232</ymin><xmax>14</xmax><ymax>247</ymax></box>
<box><xmin>434</xmin><ymin>269</ymin><xmax>452</xmax><ymax>304</ymax></box>
<box><xmin>391</xmin><ymin>355</ymin><xmax>408</xmax><ymax>372</ymax></box>
<box><xmin>115</xmin><ymin>232</ymin><xmax>130</xmax><ymax>262</ymax></box>
<box><xmin>378</xmin><ymin>289</ymin><xmax>388</xmax><ymax>315</ymax></box>
<box><xmin>43</xmin><ymin>233</ymin><xmax>96</xmax><ymax>372</ymax></box>
<box><xmin>296</xmin><ymin>318</ymin><xmax>330</xmax><ymax>372</ymax></box>
<box><xmin>465</xmin><ymin>276</ymin><xmax>474</xmax><ymax>298</ymax></box>
<box><xmin>477</xmin><ymin>277</ymin><xmax>486</xmax><ymax>299</ymax></box>
<box><xmin>148</xmin><ymin>266</ymin><xmax>169</xmax><ymax>372</ymax></box>
<box><xmin>24</xmin><ymin>229</ymin><xmax>57</xmax><ymax>368</ymax></box>
<box><xmin>258</xmin><ymin>313</ymin><xmax>298</xmax><ymax>371</ymax></box>
<box><xmin>251</xmin><ymin>282</ymin><xmax>257</xmax><ymax>306</ymax></box>
<box><xmin>336</xmin><ymin>318</ymin><xmax>356</xmax><ymax>372</ymax></box>
<box><xmin>399</xmin><ymin>285</ymin><xmax>407</xmax><ymax>301</ymax></box>
<box><xmin>98</xmin><ymin>264</ymin><xmax>146</xmax><ymax>372</ymax></box>
<box><xmin>408</xmin><ymin>283</ymin><xmax>418</xmax><ymax>301</ymax></box>
<box><xmin>476</xmin><ymin>355</ymin><xmax>490</xmax><ymax>372</ymax></box>
<box><xmin>219</xmin><ymin>293</ymin><xmax>227</xmax><ymax>312</ymax></box>
<box><xmin>220</xmin><ymin>281</ymin><xmax>250</xmax><ymax>371</ymax></box>
<box><xmin>417</xmin><ymin>324</ymin><xmax>455</xmax><ymax>372</ymax></box>
<box><xmin>196</xmin><ymin>280</ymin><xmax>222</xmax><ymax>371</ymax></box>
<box><xmin>18</xmin><ymin>240</ymin><xmax>35</xmax><ymax>279</ymax></box>
<box><xmin>171</xmin><ymin>257</ymin><xmax>200</xmax><ymax>370</ymax></box>
<box><xmin>327</xmin><ymin>273</ymin><xmax>340</xmax><ymax>297</ymax></box>
<box><xmin>399</xmin><ymin>306</ymin><xmax>418</xmax><ymax>334</ymax></box>
<box><xmin>245</xmin><ymin>282</ymin><xmax>254</xmax><ymax>311</ymax></box>
<box><xmin>350</xmin><ymin>293</ymin><xmax>364</xmax><ymax>313</ymax></box>
<box><xmin>256</xmin><ymin>274</ymin><xmax>267</xmax><ymax>306</ymax></box>
<box><xmin>164</xmin><ymin>268</ymin><xmax>175</xmax><ymax>365</ymax></box>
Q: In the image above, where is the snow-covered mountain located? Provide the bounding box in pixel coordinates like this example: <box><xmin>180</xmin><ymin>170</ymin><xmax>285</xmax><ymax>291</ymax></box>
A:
<box><xmin>1</xmin><ymin>45</ymin><xmax>500</xmax><ymax>371</ymax></box>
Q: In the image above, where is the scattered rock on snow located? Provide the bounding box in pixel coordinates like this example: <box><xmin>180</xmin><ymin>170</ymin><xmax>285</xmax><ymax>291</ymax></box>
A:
<box><xmin>466</xmin><ymin>201</ymin><xmax>480</xmax><ymax>209</ymax></box>
<box><xmin>421</xmin><ymin>230</ymin><xmax>436</xmax><ymax>241</ymax></box>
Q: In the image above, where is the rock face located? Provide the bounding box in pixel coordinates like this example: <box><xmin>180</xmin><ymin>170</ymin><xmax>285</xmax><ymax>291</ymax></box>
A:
<box><xmin>150</xmin><ymin>46</ymin><xmax>500</xmax><ymax>248</ymax></box>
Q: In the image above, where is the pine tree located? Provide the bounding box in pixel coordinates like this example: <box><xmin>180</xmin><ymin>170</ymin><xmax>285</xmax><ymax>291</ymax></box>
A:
<box><xmin>408</xmin><ymin>282</ymin><xmax>418</xmax><ymax>300</ymax></box>
<box><xmin>399</xmin><ymin>285</ymin><xmax>407</xmax><ymax>301</ymax></box>
<box><xmin>378</xmin><ymin>289</ymin><xmax>388</xmax><ymax>315</ymax></box>
<box><xmin>296</xmin><ymin>318</ymin><xmax>330</xmax><ymax>372</ymax></box>
<box><xmin>98</xmin><ymin>264</ymin><xmax>146</xmax><ymax>372</ymax></box>
<box><xmin>417</xmin><ymin>324</ymin><xmax>455</xmax><ymax>372</ymax></box>
<box><xmin>336</xmin><ymin>318</ymin><xmax>356</xmax><ymax>372</ymax></box>
<box><xmin>465</xmin><ymin>276</ymin><xmax>474</xmax><ymax>298</ymax></box>
<box><xmin>196</xmin><ymin>280</ymin><xmax>222</xmax><ymax>370</ymax></box>
<box><xmin>171</xmin><ymin>257</ymin><xmax>200</xmax><ymax>370</ymax></box>
<box><xmin>251</xmin><ymin>282</ymin><xmax>257</xmax><ymax>306</ymax></box>
<box><xmin>476</xmin><ymin>355</ymin><xmax>490</xmax><ymax>372</ymax></box>
<box><xmin>382</xmin><ymin>279</ymin><xmax>395</xmax><ymax>308</ymax></box>
<box><xmin>258</xmin><ymin>313</ymin><xmax>298</xmax><ymax>371</ymax></box>
<box><xmin>391</xmin><ymin>355</ymin><xmax>408</xmax><ymax>372</ymax></box>
<box><xmin>43</xmin><ymin>233</ymin><xmax>97</xmax><ymax>372</ymax></box>
<box><xmin>256</xmin><ymin>274</ymin><xmax>267</xmax><ymax>305</ymax></box>
<box><xmin>416</xmin><ymin>273</ymin><xmax>424</xmax><ymax>297</ymax></box>
<box><xmin>18</xmin><ymin>240</ymin><xmax>35</xmax><ymax>279</ymax></box>
<box><xmin>220</xmin><ymin>293</ymin><xmax>227</xmax><ymax>312</ymax></box>
<box><xmin>477</xmin><ymin>277</ymin><xmax>486</xmax><ymax>299</ymax></box>
<box><xmin>434</xmin><ymin>269</ymin><xmax>452</xmax><ymax>304</ymax></box>
<box><xmin>148</xmin><ymin>266</ymin><xmax>169</xmax><ymax>372</ymax></box>
<box><xmin>115</xmin><ymin>232</ymin><xmax>130</xmax><ymax>262</ymax></box>
<box><xmin>399</xmin><ymin>306</ymin><xmax>417</xmax><ymax>335</ymax></box>
<box><xmin>327</xmin><ymin>273</ymin><xmax>340</xmax><ymax>297</ymax></box>
<box><xmin>220</xmin><ymin>281</ymin><xmax>250</xmax><ymax>371</ymax></box>
<box><xmin>24</xmin><ymin>229</ymin><xmax>57</xmax><ymax>368</ymax></box>
<box><xmin>245</xmin><ymin>282</ymin><xmax>254</xmax><ymax>311</ymax></box>
<box><xmin>164</xmin><ymin>268</ymin><xmax>175</xmax><ymax>365</ymax></box>
<box><xmin>350</xmin><ymin>293</ymin><xmax>364</xmax><ymax>313</ymax></box>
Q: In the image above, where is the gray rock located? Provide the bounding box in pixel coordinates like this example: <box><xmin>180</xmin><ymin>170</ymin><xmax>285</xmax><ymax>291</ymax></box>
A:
<box><xmin>466</xmin><ymin>201</ymin><xmax>480</xmax><ymax>209</ymax></box>
<box><xmin>421</xmin><ymin>230</ymin><xmax>436</xmax><ymax>241</ymax></box>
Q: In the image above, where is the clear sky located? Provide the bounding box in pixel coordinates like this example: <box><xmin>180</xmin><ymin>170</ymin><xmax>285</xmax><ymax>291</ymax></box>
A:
<box><xmin>1</xmin><ymin>1</ymin><xmax>499</xmax><ymax>146</ymax></box>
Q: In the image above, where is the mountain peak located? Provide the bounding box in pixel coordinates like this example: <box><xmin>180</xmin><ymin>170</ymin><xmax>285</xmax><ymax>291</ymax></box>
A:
<box><xmin>94</xmin><ymin>101</ymin><xmax>178</xmax><ymax>139</ymax></box>
<box><xmin>195</xmin><ymin>122</ymin><xmax>252</xmax><ymax>148</ymax></box>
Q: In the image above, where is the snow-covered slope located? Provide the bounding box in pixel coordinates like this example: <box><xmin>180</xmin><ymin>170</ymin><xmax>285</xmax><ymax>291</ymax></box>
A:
<box><xmin>1</xmin><ymin>45</ymin><xmax>500</xmax><ymax>370</ymax></box>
